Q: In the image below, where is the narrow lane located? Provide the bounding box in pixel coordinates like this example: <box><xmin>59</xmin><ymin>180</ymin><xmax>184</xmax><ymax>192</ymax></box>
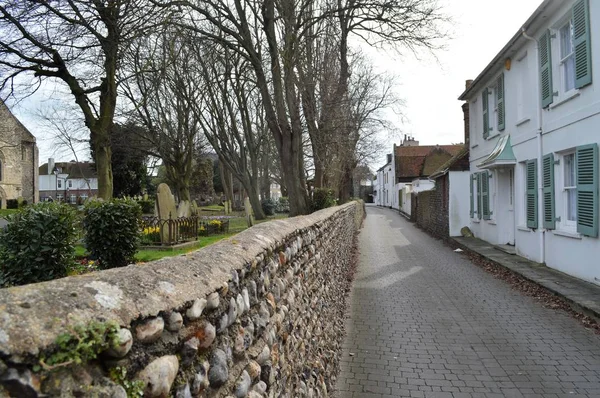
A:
<box><xmin>336</xmin><ymin>205</ymin><xmax>600</xmax><ymax>398</ymax></box>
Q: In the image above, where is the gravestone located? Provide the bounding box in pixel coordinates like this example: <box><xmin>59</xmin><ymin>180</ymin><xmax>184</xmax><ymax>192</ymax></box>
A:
<box><xmin>191</xmin><ymin>200</ymin><xmax>199</xmax><ymax>216</ymax></box>
<box><xmin>156</xmin><ymin>183</ymin><xmax>177</xmax><ymax>244</ymax></box>
<box><xmin>177</xmin><ymin>200</ymin><xmax>191</xmax><ymax>218</ymax></box>
<box><xmin>244</xmin><ymin>197</ymin><xmax>254</xmax><ymax>227</ymax></box>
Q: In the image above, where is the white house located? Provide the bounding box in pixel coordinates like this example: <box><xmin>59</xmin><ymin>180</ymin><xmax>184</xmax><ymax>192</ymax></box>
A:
<box><xmin>374</xmin><ymin>155</ymin><xmax>393</xmax><ymax>207</ymax></box>
<box><xmin>393</xmin><ymin>141</ymin><xmax>464</xmax><ymax>216</ymax></box>
<box><xmin>460</xmin><ymin>0</ymin><xmax>600</xmax><ymax>283</ymax></box>
<box><xmin>39</xmin><ymin>158</ymin><xmax>98</xmax><ymax>203</ymax></box>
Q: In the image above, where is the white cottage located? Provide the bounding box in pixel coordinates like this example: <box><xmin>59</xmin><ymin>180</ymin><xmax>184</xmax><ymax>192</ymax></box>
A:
<box><xmin>460</xmin><ymin>0</ymin><xmax>600</xmax><ymax>283</ymax></box>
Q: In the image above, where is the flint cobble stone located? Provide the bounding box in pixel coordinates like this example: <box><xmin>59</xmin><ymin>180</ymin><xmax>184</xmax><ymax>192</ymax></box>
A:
<box><xmin>336</xmin><ymin>206</ymin><xmax>600</xmax><ymax>398</ymax></box>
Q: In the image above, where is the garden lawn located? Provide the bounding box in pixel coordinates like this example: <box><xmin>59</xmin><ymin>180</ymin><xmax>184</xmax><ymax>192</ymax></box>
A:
<box><xmin>75</xmin><ymin>214</ymin><xmax>289</xmax><ymax>264</ymax></box>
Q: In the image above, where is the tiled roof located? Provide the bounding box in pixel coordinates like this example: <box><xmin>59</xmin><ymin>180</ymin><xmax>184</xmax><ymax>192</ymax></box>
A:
<box><xmin>395</xmin><ymin>145</ymin><xmax>464</xmax><ymax>179</ymax></box>
<box><xmin>429</xmin><ymin>146</ymin><xmax>470</xmax><ymax>179</ymax></box>
<box><xmin>39</xmin><ymin>162</ymin><xmax>97</xmax><ymax>179</ymax></box>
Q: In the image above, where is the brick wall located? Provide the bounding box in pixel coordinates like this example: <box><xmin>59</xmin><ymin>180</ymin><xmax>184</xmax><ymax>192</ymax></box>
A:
<box><xmin>413</xmin><ymin>175</ymin><xmax>449</xmax><ymax>239</ymax></box>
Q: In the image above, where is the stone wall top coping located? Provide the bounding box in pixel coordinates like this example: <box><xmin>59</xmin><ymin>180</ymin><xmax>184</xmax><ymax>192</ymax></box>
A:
<box><xmin>0</xmin><ymin>203</ymin><xmax>356</xmax><ymax>359</ymax></box>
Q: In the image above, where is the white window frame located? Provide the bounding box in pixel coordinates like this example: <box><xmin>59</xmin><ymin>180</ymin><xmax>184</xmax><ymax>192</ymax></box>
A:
<box><xmin>68</xmin><ymin>180</ymin><xmax>73</xmax><ymax>188</ymax></box>
<box><xmin>551</xmin><ymin>14</ymin><xmax>578</xmax><ymax>103</ymax></box>
<box><xmin>472</xmin><ymin>174</ymin><xmax>479</xmax><ymax>220</ymax></box>
<box><xmin>70</xmin><ymin>194</ymin><xmax>77</xmax><ymax>204</ymax></box>
<box><xmin>57</xmin><ymin>194</ymin><xmax>64</xmax><ymax>201</ymax></box>
<box><xmin>559</xmin><ymin>19</ymin><xmax>576</xmax><ymax>94</ymax></box>
<box><xmin>57</xmin><ymin>179</ymin><xmax>62</xmax><ymax>189</ymax></box>
<box><xmin>559</xmin><ymin>150</ymin><xmax>577</xmax><ymax>233</ymax></box>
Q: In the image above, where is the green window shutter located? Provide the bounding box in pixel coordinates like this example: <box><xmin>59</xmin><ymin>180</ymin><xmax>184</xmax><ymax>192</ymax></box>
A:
<box><xmin>470</xmin><ymin>174</ymin><xmax>474</xmax><ymax>218</ymax></box>
<box><xmin>482</xmin><ymin>172</ymin><xmax>491</xmax><ymax>220</ymax></box>
<box><xmin>576</xmin><ymin>144</ymin><xmax>598</xmax><ymax>237</ymax></box>
<box><xmin>497</xmin><ymin>74</ymin><xmax>505</xmax><ymax>131</ymax></box>
<box><xmin>526</xmin><ymin>160</ymin><xmax>538</xmax><ymax>229</ymax></box>
<box><xmin>482</xmin><ymin>88</ymin><xmax>489</xmax><ymax>139</ymax></box>
<box><xmin>538</xmin><ymin>30</ymin><xmax>553</xmax><ymax>108</ymax></box>
<box><xmin>476</xmin><ymin>172</ymin><xmax>482</xmax><ymax>219</ymax></box>
<box><xmin>573</xmin><ymin>0</ymin><xmax>592</xmax><ymax>88</ymax></box>
<box><xmin>542</xmin><ymin>153</ymin><xmax>556</xmax><ymax>230</ymax></box>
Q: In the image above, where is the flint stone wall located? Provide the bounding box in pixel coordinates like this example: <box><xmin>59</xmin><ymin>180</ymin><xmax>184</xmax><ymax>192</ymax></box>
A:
<box><xmin>0</xmin><ymin>202</ymin><xmax>364</xmax><ymax>397</ymax></box>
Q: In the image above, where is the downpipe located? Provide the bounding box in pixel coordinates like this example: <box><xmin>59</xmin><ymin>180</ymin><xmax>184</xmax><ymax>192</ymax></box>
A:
<box><xmin>522</xmin><ymin>28</ymin><xmax>546</xmax><ymax>264</ymax></box>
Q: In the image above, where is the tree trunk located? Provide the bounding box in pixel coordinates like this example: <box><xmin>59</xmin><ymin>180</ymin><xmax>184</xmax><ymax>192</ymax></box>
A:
<box><xmin>91</xmin><ymin>126</ymin><xmax>113</xmax><ymax>200</ymax></box>
<box><xmin>280</xmin><ymin>137</ymin><xmax>310</xmax><ymax>216</ymax></box>
<box><xmin>177</xmin><ymin>184</ymin><xmax>191</xmax><ymax>202</ymax></box>
<box><xmin>244</xmin><ymin>176</ymin><xmax>266</xmax><ymax>220</ymax></box>
<box><xmin>219</xmin><ymin>158</ymin><xmax>234</xmax><ymax>206</ymax></box>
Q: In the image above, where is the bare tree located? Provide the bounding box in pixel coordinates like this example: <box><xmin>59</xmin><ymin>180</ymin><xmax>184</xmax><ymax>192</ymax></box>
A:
<box><xmin>121</xmin><ymin>28</ymin><xmax>207</xmax><ymax>202</ymax></box>
<box><xmin>0</xmin><ymin>1</ymin><xmax>167</xmax><ymax>199</ymax></box>
<box><xmin>190</xmin><ymin>41</ymin><xmax>269</xmax><ymax>219</ymax></box>
<box><xmin>152</xmin><ymin>0</ymin><xmax>446</xmax><ymax>212</ymax></box>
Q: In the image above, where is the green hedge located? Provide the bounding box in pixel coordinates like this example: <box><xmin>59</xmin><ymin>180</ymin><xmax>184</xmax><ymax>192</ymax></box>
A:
<box><xmin>311</xmin><ymin>188</ymin><xmax>336</xmax><ymax>212</ymax></box>
<box><xmin>83</xmin><ymin>199</ymin><xmax>142</xmax><ymax>269</ymax></box>
<box><xmin>0</xmin><ymin>202</ymin><xmax>77</xmax><ymax>287</ymax></box>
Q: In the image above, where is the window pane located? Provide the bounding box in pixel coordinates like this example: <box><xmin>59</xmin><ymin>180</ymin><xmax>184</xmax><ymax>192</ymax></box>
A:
<box><xmin>564</xmin><ymin>154</ymin><xmax>575</xmax><ymax>186</ymax></box>
<box><xmin>567</xmin><ymin>188</ymin><xmax>577</xmax><ymax>221</ymax></box>
<box><xmin>565</xmin><ymin>57</ymin><xmax>575</xmax><ymax>91</ymax></box>
<box><xmin>560</xmin><ymin>22</ymin><xmax>573</xmax><ymax>58</ymax></box>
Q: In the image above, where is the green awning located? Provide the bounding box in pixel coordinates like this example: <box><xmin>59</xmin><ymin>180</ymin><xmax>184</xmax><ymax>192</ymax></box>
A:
<box><xmin>477</xmin><ymin>135</ymin><xmax>516</xmax><ymax>169</ymax></box>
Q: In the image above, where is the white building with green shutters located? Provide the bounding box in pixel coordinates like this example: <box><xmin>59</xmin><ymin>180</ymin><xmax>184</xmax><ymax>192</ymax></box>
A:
<box><xmin>459</xmin><ymin>0</ymin><xmax>599</xmax><ymax>283</ymax></box>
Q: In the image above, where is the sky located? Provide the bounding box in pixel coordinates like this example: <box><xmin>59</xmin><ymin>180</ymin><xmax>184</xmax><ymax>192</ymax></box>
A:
<box><xmin>7</xmin><ymin>0</ymin><xmax>544</xmax><ymax>170</ymax></box>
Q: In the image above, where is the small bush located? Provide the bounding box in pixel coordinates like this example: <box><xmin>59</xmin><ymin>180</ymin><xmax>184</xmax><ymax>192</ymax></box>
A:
<box><xmin>83</xmin><ymin>199</ymin><xmax>142</xmax><ymax>269</ymax></box>
<box><xmin>261</xmin><ymin>198</ymin><xmax>277</xmax><ymax>216</ymax></box>
<box><xmin>6</xmin><ymin>199</ymin><xmax>18</xmax><ymax>209</ymax></box>
<box><xmin>0</xmin><ymin>202</ymin><xmax>77</xmax><ymax>287</ymax></box>
<box><xmin>311</xmin><ymin>188</ymin><xmax>336</xmax><ymax>212</ymax></box>
<box><xmin>137</xmin><ymin>199</ymin><xmax>155</xmax><ymax>214</ymax></box>
<box><xmin>276</xmin><ymin>197</ymin><xmax>290</xmax><ymax>213</ymax></box>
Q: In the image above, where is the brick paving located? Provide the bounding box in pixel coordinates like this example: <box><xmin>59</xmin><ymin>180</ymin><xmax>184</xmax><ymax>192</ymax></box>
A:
<box><xmin>336</xmin><ymin>206</ymin><xmax>600</xmax><ymax>398</ymax></box>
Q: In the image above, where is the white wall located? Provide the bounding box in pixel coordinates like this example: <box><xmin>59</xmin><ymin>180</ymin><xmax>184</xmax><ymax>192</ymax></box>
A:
<box><xmin>448</xmin><ymin>172</ymin><xmax>470</xmax><ymax>236</ymax></box>
<box><xmin>39</xmin><ymin>174</ymin><xmax>68</xmax><ymax>192</ymax></box>
<box><xmin>400</xmin><ymin>185</ymin><xmax>412</xmax><ymax>215</ymax></box>
<box><xmin>67</xmin><ymin>178</ymin><xmax>98</xmax><ymax>190</ymax></box>
<box><xmin>411</xmin><ymin>178</ymin><xmax>434</xmax><ymax>193</ymax></box>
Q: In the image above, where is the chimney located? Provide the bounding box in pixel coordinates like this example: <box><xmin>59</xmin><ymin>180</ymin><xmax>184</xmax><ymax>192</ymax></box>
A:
<box><xmin>404</xmin><ymin>137</ymin><xmax>419</xmax><ymax>147</ymax></box>
<box><xmin>462</xmin><ymin>102</ymin><xmax>470</xmax><ymax>146</ymax></box>
<box><xmin>48</xmin><ymin>158</ymin><xmax>55</xmax><ymax>175</ymax></box>
<box><xmin>387</xmin><ymin>153</ymin><xmax>392</xmax><ymax>164</ymax></box>
<box><xmin>465</xmin><ymin>79</ymin><xmax>474</xmax><ymax>90</ymax></box>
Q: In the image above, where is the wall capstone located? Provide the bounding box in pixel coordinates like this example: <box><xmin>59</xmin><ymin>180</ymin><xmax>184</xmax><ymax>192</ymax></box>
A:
<box><xmin>0</xmin><ymin>201</ymin><xmax>364</xmax><ymax>397</ymax></box>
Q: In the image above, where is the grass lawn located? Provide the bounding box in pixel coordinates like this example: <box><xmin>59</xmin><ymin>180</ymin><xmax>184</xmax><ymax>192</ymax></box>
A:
<box><xmin>0</xmin><ymin>209</ymin><xmax>17</xmax><ymax>217</ymax></box>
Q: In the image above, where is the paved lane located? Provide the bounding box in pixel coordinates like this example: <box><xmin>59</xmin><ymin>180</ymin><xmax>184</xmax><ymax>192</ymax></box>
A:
<box><xmin>336</xmin><ymin>206</ymin><xmax>600</xmax><ymax>398</ymax></box>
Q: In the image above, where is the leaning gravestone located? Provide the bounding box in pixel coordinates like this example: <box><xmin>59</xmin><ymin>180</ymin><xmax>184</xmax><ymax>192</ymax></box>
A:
<box><xmin>156</xmin><ymin>183</ymin><xmax>177</xmax><ymax>244</ymax></box>
<box><xmin>177</xmin><ymin>200</ymin><xmax>191</xmax><ymax>218</ymax></box>
<box><xmin>191</xmin><ymin>200</ymin><xmax>199</xmax><ymax>216</ymax></box>
<box><xmin>244</xmin><ymin>197</ymin><xmax>254</xmax><ymax>227</ymax></box>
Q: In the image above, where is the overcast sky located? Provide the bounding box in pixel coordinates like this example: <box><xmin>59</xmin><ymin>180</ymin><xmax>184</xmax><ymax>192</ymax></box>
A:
<box><xmin>9</xmin><ymin>0</ymin><xmax>543</xmax><ymax>170</ymax></box>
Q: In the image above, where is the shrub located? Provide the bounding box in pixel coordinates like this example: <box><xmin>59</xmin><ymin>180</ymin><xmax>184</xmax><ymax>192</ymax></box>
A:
<box><xmin>137</xmin><ymin>199</ymin><xmax>155</xmax><ymax>214</ymax></box>
<box><xmin>261</xmin><ymin>198</ymin><xmax>277</xmax><ymax>216</ymax></box>
<box><xmin>83</xmin><ymin>199</ymin><xmax>142</xmax><ymax>269</ymax></box>
<box><xmin>311</xmin><ymin>188</ymin><xmax>336</xmax><ymax>212</ymax></box>
<box><xmin>0</xmin><ymin>202</ymin><xmax>77</xmax><ymax>287</ymax></box>
<box><xmin>276</xmin><ymin>197</ymin><xmax>290</xmax><ymax>213</ymax></box>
